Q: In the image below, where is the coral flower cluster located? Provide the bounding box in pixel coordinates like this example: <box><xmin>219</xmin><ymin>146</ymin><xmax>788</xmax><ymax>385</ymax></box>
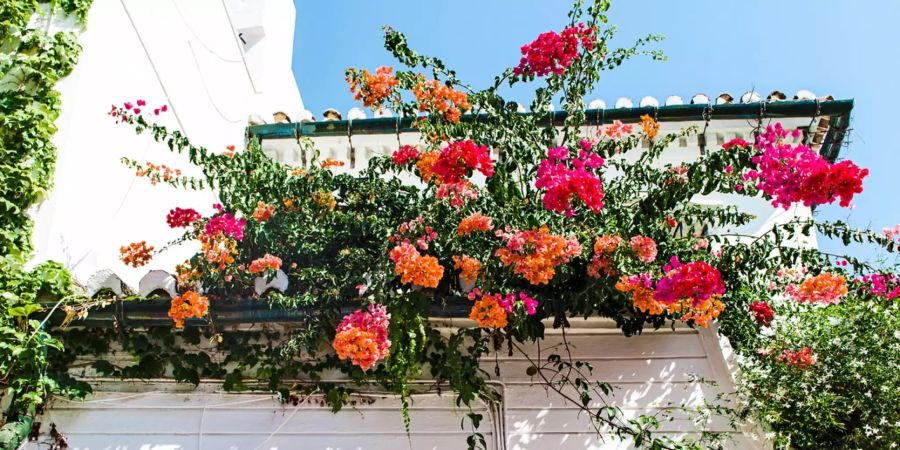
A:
<box><xmin>745</xmin><ymin>123</ymin><xmax>868</xmax><ymax>209</ymax></box>
<box><xmin>135</xmin><ymin>161</ymin><xmax>181</xmax><ymax>185</ymax></box>
<box><xmin>535</xmin><ymin>143</ymin><xmax>605</xmax><ymax>216</ymax></box>
<box><xmin>776</xmin><ymin>347</ymin><xmax>816</xmax><ymax>368</ymax></box>
<box><xmin>166</xmin><ymin>207</ymin><xmax>201</xmax><ymax>228</ymax></box>
<box><xmin>175</xmin><ymin>261</ymin><xmax>201</xmax><ymax>290</ymax></box>
<box><xmin>168</xmin><ymin>290</ymin><xmax>209</xmax><ymax>328</ymax></box>
<box><xmin>248</xmin><ymin>253</ymin><xmax>282</xmax><ymax>275</ymax></box>
<box><xmin>389</xmin><ymin>241</ymin><xmax>444</xmax><ymax>288</ymax></box>
<box><xmin>200</xmin><ymin>232</ymin><xmax>237</xmax><ymax>270</ymax></box>
<box><xmin>513</xmin><ymin>23</ymin><xmax>596</xmax><ymax>77</ymax></box>
<box><xmin>785</xmin><ymin>272</ymin><xmax>848</xmax><ymax>305</ymax></box>
<box><xmin>320</xmin><ymin>158</ymin><xmax>345</xmax><ymax>170</ymax></box>
<box><xmin>602</xmin><ymin>120</ymin><xmax>633</xmax><ymax>140</ymax></box>
<box><xmin>119</xmin><ymin>241</ymin><xmax>154</xmax><ymax>267</ymax></box>
<box><xmin>495</xmin><ymin>226</ymin><xmax>581</xmax><ymax>285</ymax></box>
<box><xmin>629</xmin><ymin>235</ymin><xmax>657</xmax><ymax>263</ymax></box>
<box><xmin>346</xmin><ymin>66</ymin><xmax>398</xmax><ymax>109</ymax></box>
<box><xmin>457</xmin><ymin>213</ymin><xmax>494</xmax><ymax>236</ymax></box>
<box><xmin>313</xmin><ymin>191</ymin><xmax>336</xmax><ymax>211</ymax></box>
<box><xmin>587</xmin><ymin>235</ymin><xmax>621</xmax><ymax>278</ymax></box>
<box><xmin>252</xmin><ymin>201</ymin><xmax>275</xmax><ymax>222</ymax></box>
<box><xmin>332</xmin><ymin>304</ymin><xmax>392</xmax><ymax>371</ymax></box>
<box><xmin>412</xmin><ymin>78</ymin><xmax>470</xmax><ymax>123</ymax></box>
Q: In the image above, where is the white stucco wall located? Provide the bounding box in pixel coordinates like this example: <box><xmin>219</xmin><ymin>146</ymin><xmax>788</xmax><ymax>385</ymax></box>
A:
<box><xmin>30</xmin><ymin>0</ymin><xmax>303</xmax><ymax>286</ymax></box>
<box><xmin>30</xmin><ymin>319</ymin><xmax>766</xmax><ymax>450</ymax></box>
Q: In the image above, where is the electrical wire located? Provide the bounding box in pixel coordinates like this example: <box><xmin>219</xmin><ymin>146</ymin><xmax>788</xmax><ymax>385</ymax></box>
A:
<box><xmin>171</xmin><ymin>0</ymin><xmax>243</xmax><ymax>63</ymax></box>
<box><xmin>187</xmin><ymin>40</ymin><xmax>243</xmax><ymax>124</ymax></box>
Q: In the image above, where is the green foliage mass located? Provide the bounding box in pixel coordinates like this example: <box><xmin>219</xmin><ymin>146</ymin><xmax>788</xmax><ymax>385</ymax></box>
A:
<box><xmin>0</xmin><ymin>1</ymin><xmax>92</xmax><ymax>446</ymax></box>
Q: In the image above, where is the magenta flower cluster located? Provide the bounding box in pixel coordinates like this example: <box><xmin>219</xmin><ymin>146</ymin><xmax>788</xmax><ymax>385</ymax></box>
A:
<box><xmin>535</xmin><ymin>140</ymin><xmax>605</xmax><ymax>216</ymax></box>
<box><xmin>514</xmin><ymin>23</ymin><xmax>596</xmax><ymax>77</ymax></box>
<box><xmin>166</xmin><ymin>207</ymin><xmax>201</xmax><ymax>228</ymax></box>
<box><xmin>744</xmin><ymin>124</ymin><xmax>868</xmax><ymax>209</ymax></box>
<box><xmin>205</xmin><ymin>204</ymin><xmax>246</xmax><ymax>241</ymax></box>
<box><xmin>857</xmin><ymin>273</ymin><xmax>900</xmax><ymax>299</ymax></box>
<box><xmin>653</xmin><ymin>256</ymin><xmax>726</xmax><ymax>306</ymax></box>
<box><xmin>392</xmin><ymin>145</ymin><xmax>419</xmax><ymax>165</ymax></box>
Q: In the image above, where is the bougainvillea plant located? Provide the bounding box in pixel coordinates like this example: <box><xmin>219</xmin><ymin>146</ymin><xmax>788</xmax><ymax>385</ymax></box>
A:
<box><xmin>101</xmin><ymin>1</ymin><xmax>896</xmax><ymax>448</ymax></box>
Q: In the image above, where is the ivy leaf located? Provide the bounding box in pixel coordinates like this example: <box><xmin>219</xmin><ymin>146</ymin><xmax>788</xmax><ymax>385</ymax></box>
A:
<box><xmin>223</xmin><ymin>370</ymin><xmax>246</xmax><ymax>392</ymax></box>
<box><xmin>92</xmin><ymin>360</ymin><xmax>115</xmax><ymax>376</ymax></box>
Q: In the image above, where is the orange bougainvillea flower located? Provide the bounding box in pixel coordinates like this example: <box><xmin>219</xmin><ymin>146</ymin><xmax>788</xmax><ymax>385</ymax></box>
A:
<box><xmin>416</xmin><ymin>151</ymin><xmax>440</xmax><ymax>184</ymax></box>
<box><xmin>457</xmin><ymin>213</ymin><xmax>494</xmax><ymax>236</ymax></box>
<box><xmin>248</xmin><ymin>253</ymin><xmax>282</xmax><ymax>275</ymax></box>
<box><xmin>252</xmin><ymin>201</ymin><xmax>275</xmax><ymax>222</ymax></box>
<box><xmin>320</xmin><ymin>158</ymin><xmax>345</xmax><ymax>170</ymax></box>
<box><xmin>175</xmin><ymin>260</ymin><xmax>201</xmax><ymax>290</ymax></box>
<box><xmin>200</xmin><ymin>232</ymin><xmax>237</xmax><ymax>271</ymax></box>
<box><xmin>313</xmin><ymin>191</ymin><xmax>336</xmax><ymax>211</ymax></box>
<box><xmin>593</xmin><ymin>235</ymin><xmax>622</xmax><ymax>254</ymax></box>
<box><xmin>389</xmin><ymin>241</ymin><xmax>444</xmax><ymax>288</ymax></box>
<box><xmin>135</xmin><ymin>161</ymin><xmax>181</xmax><ymax>185</ymax></box>
<box><xmin>786</xmin><ymin>272</ymin><xmax>848</xmax><ymax>305</ymax></box>
<box><xmin>640</xmin><ymin>114</ymin><xmax>660</xmax><ymax>141</ymax></box>
<box><xmin>346</xmin><ymin>66</ymin><xmax>398</xmax><ymax>109</ymax></box>
<box><xmin>120</xmin><ymin>241</ymin><xmax>154</xmax><ymax>267</ymax></box>
<box><xmin>615</xmin><ymin>274</ymin><xmax>665</xmax><ymax>315</ymax></box>
<box><xmin>168</xmin><ymin>290</ymin><xmax>209</xmax><ymax>328</ymax></box>
<box><xmin>412</xmin><ymin>77</ymin><xmax>471</xmax><ymax>123</ymax></box>
<box><xmin>495</xmin><ymin>225</ymin><xmax>581</xmax><ymax>285</ymax></box>
<box><xmin>670</xmin><ymin>296</ymin><xmax>725</xmax><ymax>327</ymax></box>
<box><xmin>587</xmin><ymin>235</ymin><xmax>621</xmax><ymax>278</ymax></box>
<box><xmin>452</xmin><ymin>255</ymin><xmax>482</xmax><ymax>284</ymax></box>
<box><xmin>469</xmin><ymin>293</ymin><xmax>508</xmax><ymax>329</ymax></box>
<box><xmin>224</xmin><ymin>145</ymin><xmax>237</xmax><ymax>158</ymax></box>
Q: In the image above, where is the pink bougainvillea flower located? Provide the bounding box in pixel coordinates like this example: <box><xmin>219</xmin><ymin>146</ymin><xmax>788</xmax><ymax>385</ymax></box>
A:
<box><xmin>856</xmin><ymin>273</ymin><xmax>900</xmax><ymax>299</ymax></box>
<box><xmin>653</xmin><ymin>256</ymin><xmax>726</xmax><ymax>307</ymax></box>
<box><xmin>432</xmin><ymin>140</ymin><xmax>494</xmax><ymax>184</ymax></box>
<box><xmin>535</xmin><ymin>145</ymin><xmax>605</xmax><ymax>216</ymax></box>
<box><xmin>745</xmin><ymin>123</ymin><xmax>868</xmax><ymax>209</ymax></box>
<box><xmin>392</xmin><ymin>145</ymin><xmax>420</xmax><ymax>165</ymax></box>
<box><xmin>205</xmin><ymin>204</ymin><xmax>246</xmax><ymax>241</ymax></box>
<box><xmin>514</xmin><ymin>23</ymin><xmax>596</xmax><ymax>77</ymax></box>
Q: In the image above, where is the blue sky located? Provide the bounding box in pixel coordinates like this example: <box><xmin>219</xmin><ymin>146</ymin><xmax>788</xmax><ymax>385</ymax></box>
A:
<box><xmin>291</xmin><ymin>1</ymin><xmax>900</xmax><ymax>261</ymax></box>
